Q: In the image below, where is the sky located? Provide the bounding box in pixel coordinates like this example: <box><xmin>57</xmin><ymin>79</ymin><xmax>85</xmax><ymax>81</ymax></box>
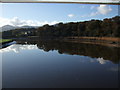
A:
<box><xmin>0</xmin><ymin>3</ymin><xmax>119</xmax><ymax>27</ymax></box>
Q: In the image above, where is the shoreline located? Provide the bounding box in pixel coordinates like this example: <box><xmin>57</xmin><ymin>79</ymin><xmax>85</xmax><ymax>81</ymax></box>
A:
<box><xmin>0</xmin><ymin>39</ymin><xmax>14</xmax><ymax>49</ymax></box>
<box><xmin>14</xmin><ymin>36</ymin><xmax>120</xmax><ymax>48</ymax></box>
<box><xmin>0</xmin><ymin>39</ymin><xmax>13</xmax><ymax>44</ymax></box>
<box><xmin>62</xmin><ymin>40</ymin><xmax>120</xmax><ymax>48</ymax></box>
<box><xmin>62</xmin><ymin>37</ymin><xmax>120</xmax><ymax>48</ymax></box>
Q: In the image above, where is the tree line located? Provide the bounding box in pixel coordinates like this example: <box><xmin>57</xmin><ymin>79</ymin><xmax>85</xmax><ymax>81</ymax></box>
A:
<box><xmin>37</xmin><ymin>16</ymin><xmax>120</xmax><ymax>39</ymax></box>
<box><xmin>2</xmin><ymin>16</ymin><xmax>120</xmax><ymax>39</ymax></box>
<box><xmin>2</xmin><ymin>28</ymin><xmax>36</xmax><ymax>39</ymax></box>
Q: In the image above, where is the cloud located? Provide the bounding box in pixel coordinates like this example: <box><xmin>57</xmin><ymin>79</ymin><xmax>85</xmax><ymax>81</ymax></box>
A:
<box><xmin>92</xmin><ymin>5</ymin><xmax>112</xmax><ymax>16</ymax></box>
<box><xmin>97</xmin><ymin>5</ymin><xmax>112</xmax><ymax>15</ymax></box>
<box><xmin>0</xmin><ymin>44</ymin><xmax>38</xmax><ymax>53</ymax></box>
<box><xmin>97</xmin><ymin>57</ymin><xmax>107</xmax><ymax>64</ymax></box>
<box><xmin>10</xmin><ymin>17</ymin><xmax>27</xmax><ymax>26</ymax></box>
<box><xmin>68</xmin><ymin>14</ymin><xmax>74</xmax><ymax>18</ymax></box>
<box><xmin>0</xmin><ymin>17</ymin><xmax>10</xmax><ymax>27</ymax></box>
<box><xmin>0</xmin><ymin>17</ymin><xmax>59</xmax><ymax>27</ymax></box>
<box><xmin>85</xmin><ymin>5</ymin><xmax>112</xmax><ymax>17</ymax></box>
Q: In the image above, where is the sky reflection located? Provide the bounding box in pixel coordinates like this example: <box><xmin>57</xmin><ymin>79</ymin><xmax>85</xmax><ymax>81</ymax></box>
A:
<box><xmin>0</xmin><ymin>44</ymin><xmax>38</xmax><ymax>53</ymax></box>
<box><xmin>0</xmin><ymin>44</ymin><xmax>112</xmax><ymax>65</ymax></box>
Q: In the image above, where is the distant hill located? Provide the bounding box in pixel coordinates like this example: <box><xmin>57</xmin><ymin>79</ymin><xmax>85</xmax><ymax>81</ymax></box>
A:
<box><xmin>0</xmin><ymin>25</ymin><xmax>38</xmax><ymax>32</ymax></box>
<box><xmin>21</xmin><ymin>25</ymin><xmax>38</xmax><ymax>29</ymax></box>
<box><xmin>0</xmin><ymin>25</ymin><xmax>17</xmax><ymax>32</ymax></box>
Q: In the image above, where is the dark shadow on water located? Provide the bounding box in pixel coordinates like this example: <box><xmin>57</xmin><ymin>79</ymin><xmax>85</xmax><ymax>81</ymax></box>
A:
<box><xmin>16</xmin><ymin>39</ymin><xmax>120</xmax><ymax>64</ymax></box>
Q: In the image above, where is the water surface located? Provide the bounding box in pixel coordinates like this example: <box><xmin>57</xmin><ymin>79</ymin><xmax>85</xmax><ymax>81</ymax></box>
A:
<box><xmin>1</xmin><ymin>40</ymin><xmax>119</xmax><ymax>88</ymax></box>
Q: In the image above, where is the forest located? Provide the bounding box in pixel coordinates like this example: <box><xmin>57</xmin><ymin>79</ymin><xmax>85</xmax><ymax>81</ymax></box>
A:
<box><xmin>2</xmin><ymin>28</ymin><xmax>36</xmax><ymax>39</ymax></box>
<box><xmin>2</xmin><ymin>16</ymin><xmax>120</xmax><ymax>39</ymax></box>
<box><xmin>37</xmin><ymin>16</ymin><xmax>120</xmax><ymax>39</ymax></box>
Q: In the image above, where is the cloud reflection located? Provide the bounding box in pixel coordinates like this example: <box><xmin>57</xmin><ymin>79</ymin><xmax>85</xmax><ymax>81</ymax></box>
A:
<box><xmin>0</xmin><ymin>44</ymin><xmax>38</xmax><ymax>53</ymax></box>
<box><xmin>109</xmin><ymin>67</ymin><xmax>120</xmax><ymax>72</ymax></box>
<box><xmin>0</xmin><ymin>44</ymin><xmax>113</xmax><ymax>65</ymax></box>
<box><xmin>89</xmin><ymin>57</ymin><xmax>109</xmax><ymax>64</ymax></box>
<box><xmin>97</xmin><ymin>57</ymin><xmax>107</xmax><ymax>64</ymax></box>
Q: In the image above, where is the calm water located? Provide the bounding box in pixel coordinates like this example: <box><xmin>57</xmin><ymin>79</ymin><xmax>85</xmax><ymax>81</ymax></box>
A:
<box><xmin>1</xmin><ymin>40</ymin><xmax>120</xmax><ymax>88</ymax></box>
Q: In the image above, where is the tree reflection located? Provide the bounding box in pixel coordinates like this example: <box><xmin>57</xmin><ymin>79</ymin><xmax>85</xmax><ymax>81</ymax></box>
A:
<box><xmin>16</xmin><ymin>39</ymin><xmax>120</xmax><ymax>64</ymax></box>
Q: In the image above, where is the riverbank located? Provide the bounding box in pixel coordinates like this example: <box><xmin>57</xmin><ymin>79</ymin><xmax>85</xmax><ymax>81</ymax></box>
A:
<box><xmin>14</xmin><ymin>36</ymin><xmax>120</xmax><ymax>48</ymax></box>
<box><xmin>10</xmin><ymin>36</ymin><xmax>120</xmax><ymax>48</ymax></box>
<box><xmin>62</xmin><ymin>37</ymin><xmax>120</xmax><ymax>47</ymax></box>
<box><xmin>0</xmin><ymin>39</ymin><xmax>16</xmax><ymax>49</ymax></box>
<box><xmin>0</xmin><ymin>39</ymin><xmax>13</xmax><ymax>44</ymax></box>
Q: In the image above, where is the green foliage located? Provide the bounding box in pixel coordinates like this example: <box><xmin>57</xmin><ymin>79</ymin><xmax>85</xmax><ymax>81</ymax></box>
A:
<box><xmin>37</xmin><ymin>16</ymin><xmax>120</xmax><ymax>39</ymax></box>
<box><xmin>0</xmin><ymin>39</ymin><xmax>12</xmax><ymax>43</ymax></box>
<box><xmin>2</xmin><ymin>28</ymin><xmax>36</xmax><ymax>38</ymax></box>
<box><xmin>2</xmin><ymin>16</ymin><xmax>120</xmax><ymax>39</ymax></box>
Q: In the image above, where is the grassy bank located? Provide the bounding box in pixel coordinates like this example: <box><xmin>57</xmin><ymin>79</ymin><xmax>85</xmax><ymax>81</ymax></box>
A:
<box><xmin>63</xmin><ymin>37</ymin><xmax>120</xmax><ymax>47</ymax></box>
<box><xmin>0</xmin><ymin>39</ymin><xmax>13</xmax><ymax>43</ymax></box>
<box><xmin>65</xmin><ymin>37</ymin><xmax>120</xmax><ymax>42</ymax></box>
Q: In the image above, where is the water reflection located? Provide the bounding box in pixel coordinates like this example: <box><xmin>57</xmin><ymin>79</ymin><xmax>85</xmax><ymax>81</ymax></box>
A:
<box><xmin>37</xmin><ymin>41</ymin><xmax>120</xmax><ymax>64</ymax></box>
<box><xmin>97</xmin><ymin>57</ymin><xmax>107</xmax><ymax>64</ymax></box>
<box><xmin>1</xmin><ymin>44</ymin><xmax>109</xmax><ymax>65</ymax></box>
<box><xmin>0</xmin><ymin>44</ymin><xmax>38</xmax><ymax>53</ymax></box>
<box><xmin>109</xmin><ymin>66</ymin><xmax>119</xmax><ymax>72</ymax></box>
<box><xmin>2</xmin><ymin>40</ymin><xmax>119</xmax><ymax>88</ymax></box>
<box><xmin>1</xmin><ymin>40</ymin><xmax>120</xmax><ymax>64</ymax></box>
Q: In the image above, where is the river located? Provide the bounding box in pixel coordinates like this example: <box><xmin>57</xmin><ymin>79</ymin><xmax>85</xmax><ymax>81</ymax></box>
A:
<box><xmin>1</xmin><ymin>40</ymin><xmax>119</xmax><ymax>88</ymax></box>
